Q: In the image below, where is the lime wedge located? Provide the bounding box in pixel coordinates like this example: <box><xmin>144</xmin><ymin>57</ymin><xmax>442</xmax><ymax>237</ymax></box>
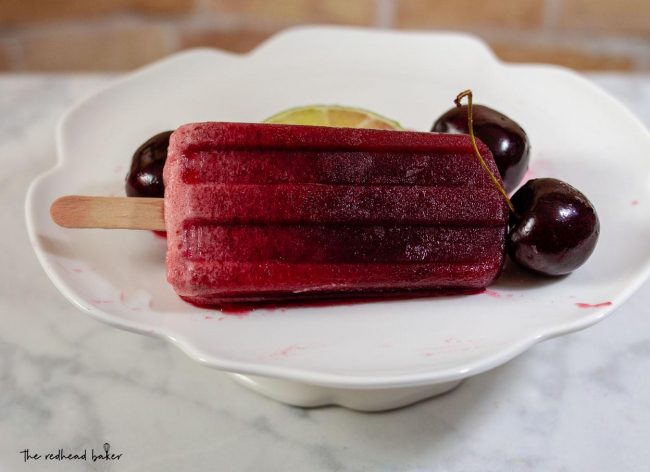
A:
<box><xmin>264</xmin><ymin>105</ymin><xmax>402</xmax><ymax>130</ymax></box>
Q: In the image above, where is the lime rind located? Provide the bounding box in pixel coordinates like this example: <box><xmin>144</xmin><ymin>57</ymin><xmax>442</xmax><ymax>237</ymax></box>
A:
<box><xmin>263</xmin><ymin>104</ymin><xmax>403</xmax><ymax>130</ymax></box>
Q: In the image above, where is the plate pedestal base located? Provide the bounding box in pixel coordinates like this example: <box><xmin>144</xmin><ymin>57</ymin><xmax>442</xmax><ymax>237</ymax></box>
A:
<box><xmin>228</xmin><ymin>373</ymin><xmax>462</xmax><ymax>411</ymax></box>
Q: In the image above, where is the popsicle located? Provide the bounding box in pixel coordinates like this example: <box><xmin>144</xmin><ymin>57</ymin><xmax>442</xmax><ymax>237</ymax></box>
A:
<box><xmin>164</xmin><ymin>122</ymin><xmax>509</xmax><ymax>306</ymax></box>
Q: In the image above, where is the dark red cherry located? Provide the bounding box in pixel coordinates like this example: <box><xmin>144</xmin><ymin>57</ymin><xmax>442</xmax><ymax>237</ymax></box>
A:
<box><xmin>432</xmin><ymin>105</ymin><xmax>530</xmax><ymax>193</ymax></box>
<box><xmin>125</xmin><ymin>131</ymin><xmax>172</xmax><ymax>198</ymax></box>
<box><xmin>508</xmin><ymin>178</ymin><xmax>599</xmax><ymax>276</ymax></box>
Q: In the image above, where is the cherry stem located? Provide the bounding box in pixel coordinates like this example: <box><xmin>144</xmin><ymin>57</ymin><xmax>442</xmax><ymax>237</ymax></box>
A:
<box><xmin>454</xmin><ymin>89</ymin><xmax>517</xmax><ymax>216</ymax></box>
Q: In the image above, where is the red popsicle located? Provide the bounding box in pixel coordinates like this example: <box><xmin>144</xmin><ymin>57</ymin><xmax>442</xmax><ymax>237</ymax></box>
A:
<box><xmin>163</xmin><ymin>122</ymin><xmax>509</xmax><ymax>306</ymax></box>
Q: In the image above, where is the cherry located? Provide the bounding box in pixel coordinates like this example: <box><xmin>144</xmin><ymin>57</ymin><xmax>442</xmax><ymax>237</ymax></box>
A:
<box><xmin>508</xmin><ymin>178</ymin><xmax>599</xmax><ymax>276</ymax></box>
<box><xmin>125</xmin><ymin>131</ymin><xmax>172</xmax><ymax>198</ymax></box>
<box><xmin>432</xmin><ymin>104</ymin><xmax>530</xmax><ymax>193</ymax></box>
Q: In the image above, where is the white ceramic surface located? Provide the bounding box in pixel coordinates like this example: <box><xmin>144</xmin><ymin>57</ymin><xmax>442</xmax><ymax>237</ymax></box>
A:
<box><xmin>228</xmin><ymin>374</ymin><xmax>462</xmax><ymax>411</ymax></box>
<box><xmin>25</xmin><ymin>28</ymin><xmax>650</xmax><ymax>408</ymax></box>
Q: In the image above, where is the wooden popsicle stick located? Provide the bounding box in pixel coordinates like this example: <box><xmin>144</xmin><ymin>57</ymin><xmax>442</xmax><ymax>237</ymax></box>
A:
<box><xmin>50</xmin><ymin>196</ymin><xmax>165</xmax><ymax>231</ymax></box>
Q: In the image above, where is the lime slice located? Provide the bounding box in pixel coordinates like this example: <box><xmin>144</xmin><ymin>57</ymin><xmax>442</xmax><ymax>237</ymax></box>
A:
<box><xmin>264</xmin><ymin>105</ymin><xmax>402</xmax><ymax>130</ymax></box>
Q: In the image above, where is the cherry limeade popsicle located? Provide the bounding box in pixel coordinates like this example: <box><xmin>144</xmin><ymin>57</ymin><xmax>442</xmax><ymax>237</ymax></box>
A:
<box><xmin>163</xmin><ymin>122</ymin><xmax>508</xmax><ymax>307</ymax></box>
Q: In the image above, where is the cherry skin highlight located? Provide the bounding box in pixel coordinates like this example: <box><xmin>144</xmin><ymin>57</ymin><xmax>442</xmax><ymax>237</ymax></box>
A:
<box><xmin>432</xmin><ymin>105</ymin><xmax>530</xmax><ymax>193</ymax></box>
<box><xmin>508</xmin><ymin>178</ymin><xmax>599</xmax><ymax>276</ymax></box>
<box><xmin>125</xmin><ymin>131</ymin><xmax>172</xmax><ymax>198</ymax></box>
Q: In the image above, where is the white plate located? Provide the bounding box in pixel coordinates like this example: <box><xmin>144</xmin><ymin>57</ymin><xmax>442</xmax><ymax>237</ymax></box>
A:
<box><xmin>26</xmin><ymin>27</ymin><xmax>650</xmax><ymax>399</ymax></box>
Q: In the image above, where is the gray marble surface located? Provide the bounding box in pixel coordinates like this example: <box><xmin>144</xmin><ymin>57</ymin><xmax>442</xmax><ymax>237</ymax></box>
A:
<box><xmin>1</xmin><ymin>74</ymin><xmax>649</xmax><ymax>471</ymax></box>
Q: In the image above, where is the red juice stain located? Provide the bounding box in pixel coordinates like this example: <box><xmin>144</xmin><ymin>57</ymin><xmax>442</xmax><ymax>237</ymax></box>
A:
<box><xmin>220</xmin><ymin>307</ymin><xmax>252</xmax><ymax>316</ymax></box>
<box><xmin>71</xmin><ymin>268</ymin><xmax>83</xmax><ymax>273</ymax></box>
<box><xmin>631</xmin><ymin>200</ymin><xmax>639</xmax><ymax>206</ymax></box>
<box><xmin>575</xmin><ymin>301</ymin><xmax>612</xmax><ymax>308</ymax></box>
<box><xmin>484</xmin><ymin>289</ymin><xmax>501</xmax><ymax>298</ymax></box>
<box><xmin>270</xmin><ymin>345</ymin><xmax>306</xmax><ymax>358</ymax></box>
<box><xmin>186</xmin><ymin>288</ymin><xmax>485</xmax><ymax>315</ymax></box>
<box><xmin>152</xmin><ymin>230</ymin><xmax>167</xmax><ymax>239</ymax></box>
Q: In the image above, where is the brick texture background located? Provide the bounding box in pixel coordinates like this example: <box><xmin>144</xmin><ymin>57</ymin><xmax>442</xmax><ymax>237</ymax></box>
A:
<box><xmin>0</xmin><ymin>0</ymin><xmax>648</xmax><ymax>71</ymax></box>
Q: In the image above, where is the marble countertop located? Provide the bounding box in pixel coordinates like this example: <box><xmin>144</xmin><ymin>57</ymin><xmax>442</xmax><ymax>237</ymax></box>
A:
<box><xmin>1</xmin><ymin>73</ymin><xmax>649</xmax><ymax>471</ymax></box>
